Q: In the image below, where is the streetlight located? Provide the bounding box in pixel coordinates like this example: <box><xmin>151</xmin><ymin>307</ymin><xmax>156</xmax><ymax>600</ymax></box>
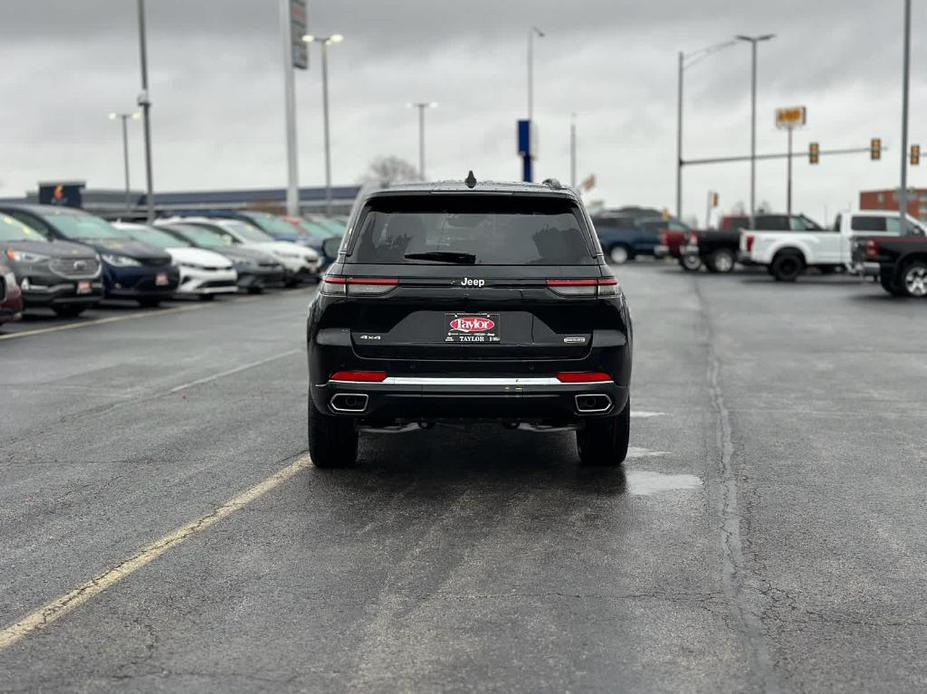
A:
<box><xmin>675</xmin><ymin>40</ymin><xmax>738</xmax><ymax>219</ymax></box>
<box><xmin>136</xmin><ymin>0</ymin><xmax>155</xmax><ymax>223</ymax></box>
<box><xmin>303</xmin><ymin>33</ymin><xmax>343</xmax><ymax>215</ymax></box>
<box><xmin>570</xmin><ymin>113</ymin><xmax>577</xmax><ymax>188</ymax></box>
<box><xmin>899</xmin><ymin>0</ymin><xmax>912</xmax><ymax>229</ymax></box>
<box><xmin>736</xmin><ymin>33</ymin><xmax>776</xmax><ymax>225</ymax></box>
<box><xmin>527</xmin><ymin>26</ymin><xmax>545</xmax><ymax>123</ymax></box>
<box><xmin>108</xmin><ymin>112</ymin><xmax>141</xmax><ymax>213</ymax></box>
<box><xmin>408</xmin><ymin>102</ymin><xmax>438</xmax><ymax>180</ymax></box>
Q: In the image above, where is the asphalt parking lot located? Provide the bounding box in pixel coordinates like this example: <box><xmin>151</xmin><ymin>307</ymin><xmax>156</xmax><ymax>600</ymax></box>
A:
<box><xmin>1</xmin><ymin>266</ymin><xmax>925</xmax><ymax>692</ymax></box>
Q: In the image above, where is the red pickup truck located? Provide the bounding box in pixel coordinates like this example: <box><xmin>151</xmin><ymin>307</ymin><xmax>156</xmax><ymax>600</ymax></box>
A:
<box><xmin>0</xmin><ymin>262</ymin><xmax>23</xmax><ymax>325</ymax></box>
<box><xmin>654</xmin><ymin>221</ymin><xmax>700</xmax><ymax>270</ymax></box>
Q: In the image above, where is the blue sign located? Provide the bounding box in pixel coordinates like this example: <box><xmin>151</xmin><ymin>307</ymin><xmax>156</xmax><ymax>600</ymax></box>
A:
<box><xmin>517</xmin><ymin>119</ymin><xmax>532</xmax><ymax>156</ymax></box>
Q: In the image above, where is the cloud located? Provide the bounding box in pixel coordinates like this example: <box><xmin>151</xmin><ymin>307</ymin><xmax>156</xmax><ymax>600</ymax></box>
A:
<box><xmin>1</xmin><ymin>0</ymin><xmax>925</xmax><ymax>222</ymax></box>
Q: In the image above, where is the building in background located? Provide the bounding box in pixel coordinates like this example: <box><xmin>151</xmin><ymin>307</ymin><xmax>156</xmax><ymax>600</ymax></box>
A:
<box><xmin>0</xmin><ymin>183</ymin><xmax>361</xmax><ymax>220</ymax></box>
<box><xmin>860</xmin><ymin>188</ymin><xmax>927</xmax><ymax>221</ymax></box>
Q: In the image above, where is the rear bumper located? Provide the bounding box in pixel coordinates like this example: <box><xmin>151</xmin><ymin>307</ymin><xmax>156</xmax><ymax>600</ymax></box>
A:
<box><xmin>312</xmin><ymin>376</ymin><xmax>629</xmax><ymax>423</ymax></box>
<box><xmin>850</xmin><ymin>261</ymin><xmax>880</xmax><ymax>277</ymax></box>
<box><xmin>654</xmin><ymin>244</ymin><xmax>670</xmax><ymax>258</ymax></box>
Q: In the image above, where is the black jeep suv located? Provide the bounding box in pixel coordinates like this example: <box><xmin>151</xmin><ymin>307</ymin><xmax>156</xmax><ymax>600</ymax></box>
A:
<box><xmin>306</xmin><ymin>177</ymin><xmax>633</xmax><ymax>468</ymax></box>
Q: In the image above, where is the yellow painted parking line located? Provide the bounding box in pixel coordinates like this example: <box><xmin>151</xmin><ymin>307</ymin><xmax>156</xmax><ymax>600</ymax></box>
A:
<box><xmin>0</xmin><ymin>454</ymin><xmax>311</xmax><ymax>651</ymax></box>
<box><xmin>0</xmin><ymin>304</ymin><xmax>209</xmax><ymax>341</ymax></box>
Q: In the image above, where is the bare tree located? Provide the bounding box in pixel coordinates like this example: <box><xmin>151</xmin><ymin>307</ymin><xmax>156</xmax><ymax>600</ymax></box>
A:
<box><xmin>361</xmin><ymin>156</ymin><xmax>421</xmax><ymax>186</ymax></box>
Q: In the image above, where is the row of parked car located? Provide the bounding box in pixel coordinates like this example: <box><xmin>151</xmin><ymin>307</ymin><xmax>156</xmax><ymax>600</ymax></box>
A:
<box><xmin>590</xmin><ymin>207</ymin><xmax>927</xmax><ymax>298</ymax></box>
<box><xmin>0</xmin><ymin>205</ymin><xmax>347</xmax><ymax>325</ymax></box>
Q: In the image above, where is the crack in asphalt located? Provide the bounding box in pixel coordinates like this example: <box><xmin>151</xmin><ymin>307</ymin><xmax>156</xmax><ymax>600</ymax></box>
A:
<box><xmin>693</xmin><ymin>278</ymin><xmax>782</xmax><ymax>694</ymax></box>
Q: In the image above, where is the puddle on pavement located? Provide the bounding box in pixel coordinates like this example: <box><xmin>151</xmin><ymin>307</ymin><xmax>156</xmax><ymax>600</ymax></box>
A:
<box><xmin>626</xmin><ymin>470</ymin><xmax>703</xmax><ymax>496</ymax></box>
<box><xmin>625</xmin><ymin>446</ymin><xmax>671</xmax><ymax>459</ymax></box>
<box><xmin>631</xmin><ymin>410</ymin><xmax>665</xmax><ymax>419</ymax></box>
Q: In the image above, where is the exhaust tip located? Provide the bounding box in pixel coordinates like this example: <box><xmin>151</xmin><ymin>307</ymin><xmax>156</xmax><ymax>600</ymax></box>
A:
<box><xmin>330</xmin><ymin>393</ymin><xmax>369</xmax><ymax>413</ymax></box>
<box><xmin>575</xmin><ymin>394</ymin><xmax>612</xmax><ymax>414</ymax></box>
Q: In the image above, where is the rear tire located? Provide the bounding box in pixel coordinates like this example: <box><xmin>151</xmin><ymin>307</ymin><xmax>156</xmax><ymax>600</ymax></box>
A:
<box><xmin>901</xmin><ymin>260</ymin><xmax>927</xmax><ymax>298</ymax></box>
<box><xmin>577</xmin><ymin>398</ymin><xmax>630</xmax><ymax>466</ymax></box>
<box><xmin>680</xmin><ymin>255</ymin><xmax>702</xmax><ymax>272</ymax></box>
<box><xmin>608</xmin><ymin>245</ymin><xmax>631</xmax><ymax>265</ymax></box>
<box><xmin>52</xmin><ymin>306</ymin><xmax>85</xmax><ymax>318</ymax></box>
<box><xmin>880</xmin><ymin>268</ymin><xmax>907</xmax><ymax>296</ymax></box>
<box><xmin>705</xmin><ymin>248</ymin><xmax>736</xmax><ymax>274</ymax></box>
<box><xmin>770</xmin><ymin>252</ymin><xmax>804</xmax><ymax>282</ymax></box>
<box><xmin>308</xmin><ymin>396</ymin><xmax>358</xmax><ymax>468</ymax></box>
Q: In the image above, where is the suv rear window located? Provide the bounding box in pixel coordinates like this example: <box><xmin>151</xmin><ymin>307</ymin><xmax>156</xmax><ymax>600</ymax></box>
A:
<box><xmin>349</xmin><ymin>195</ymin><xmax>594</xmax><ymax>265</ymax></box>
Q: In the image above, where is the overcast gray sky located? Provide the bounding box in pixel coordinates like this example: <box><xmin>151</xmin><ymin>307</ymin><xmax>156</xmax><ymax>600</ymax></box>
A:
<box><xmin>1</xmin><ymin>0</ymin><xmax>923</xmax><ymax>223</ymax></box>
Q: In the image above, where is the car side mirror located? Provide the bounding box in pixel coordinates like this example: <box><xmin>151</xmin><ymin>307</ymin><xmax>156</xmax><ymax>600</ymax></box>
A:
<box><xmin>322</xmin><ymin>237</ymin><xmax>342</xmax><ymax>260</ymax></box>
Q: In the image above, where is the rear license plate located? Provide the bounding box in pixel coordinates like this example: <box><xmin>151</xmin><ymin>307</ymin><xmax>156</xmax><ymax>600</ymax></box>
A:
<box><xmin>155</xmin><ymin>272</ymin><xmax>169</xmax><ymax>287</ymax></box>
<box><xmin>445</xmin><ymin>313</ymin><xmax>500</xmax><ymax>343</ymax></box>
<box><xmin>76</xmin><ymin>280</ymin><xmax>92</xmax><ymax>295</ymax></box>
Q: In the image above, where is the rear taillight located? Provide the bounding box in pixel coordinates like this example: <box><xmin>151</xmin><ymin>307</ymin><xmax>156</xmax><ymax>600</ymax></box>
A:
<box><xmin>556</xmin><ymin>372</ymin><xmax>613</xmax><ymax>383</ymax></box>
<box><xmin>330</xmin><ymin>370</ymin><xmax>388</xmax><ymax>383</ymax></box>
<box><xmin>865</xmin><ymin>240</ymin><xmax>879</xmax><ymax>259</ymax></box>
<box><xmin>659</xmin><ymin>231</ymin><xmax>668</xmax><ymax>245</ymax></box>
<box><xmin>321</xmin><ymin>276</ymin><xmax>398</xmax><ymax>297</ymax></box>
<box><xmin>687</xmin><ymin>233</ymin><xmax>699</xmax><ymax>246</ymax></box>
<box><xmin>547</xmin><ymin>277</ymin><xmax>620</xmax><ymax>298</ymax></box>
<box><xmin>745</xmin><ymin>234</ymin><xmax>756</xmax><ymax>252</ymax></box>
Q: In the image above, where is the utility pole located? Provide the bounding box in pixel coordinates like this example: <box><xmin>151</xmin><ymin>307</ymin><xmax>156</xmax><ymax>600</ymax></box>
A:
<box><xmin>320</xmin><ymin>41</ymin><xmax>332</xmax><ymax>214</ymax></box>
<box><xmin>409</xmin><ymin>102</ymin><xmax>437</xmax><ymax>180</ymax></box>
<box><xmin>136</xmin><ymin>0</ymin><xmax>155</xmax><ymax>222</ymax></box>
<box><xmin>736</xmin><ymin>34</ymin><xmax>775</xmax><ymax>226</ymax></box>
<box><xmin>570</xmin><ymin>113</ymin><xmax>577</xmax><ymax>188</ymax></box>
<box><xmin>279</xmin><ymin>0</ymin><xmax>300</xmax><ymax>216</ymax></box>
<box><xmin>786</xmin><ymin>127</ymin><xmax>793</xmax><ymax>216</ymax></box>
<box><xmin>109</xmin><ymin>112</ymin><xmax>139</xmax><ymax>213</ymax></box>
<box><xmin>899</xmin><ymin>0</ymin><xmax>912</xmax><ymax>228</ymax></box>
<box><xmin>676</xmin><ymin>51</ymin><xmax>684</xmax><ymax>219</ymax></box>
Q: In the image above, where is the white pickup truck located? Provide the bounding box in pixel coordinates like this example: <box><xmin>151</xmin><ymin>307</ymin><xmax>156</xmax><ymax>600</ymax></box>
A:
<box><xmin>740</xmin><ymin>210</ymin><xmax>926</xmax><ymax>281</ymax></box>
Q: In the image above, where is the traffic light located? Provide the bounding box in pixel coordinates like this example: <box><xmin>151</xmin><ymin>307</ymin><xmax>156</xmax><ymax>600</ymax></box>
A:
<box><xmin>809</xmin><ymin>142</ymin><xmax>820</xmax><ymax>164</ymax></box>
<box><xmin>911</xmin><ymin>145</ymin><xmax>921</xmax><ymax>166</ymax></box>
<box><xmin>871</xmin><ymin>138</ymin><xmax>882</xmax><ymax>160</ymax></box>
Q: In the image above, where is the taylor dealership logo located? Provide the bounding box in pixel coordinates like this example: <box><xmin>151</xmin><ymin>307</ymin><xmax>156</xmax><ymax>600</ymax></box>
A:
<box><xmin>449</xmin><ymin>316</ymin><xmax>495</xmax><ymax>333</ymax></box>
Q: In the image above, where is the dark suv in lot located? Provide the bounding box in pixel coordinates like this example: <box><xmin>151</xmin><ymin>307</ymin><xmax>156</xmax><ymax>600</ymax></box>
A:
<box><xmin>306</xmin><ymin>177</ymin><xmax>633</xmax><ymax>468</ymax></box>
<box><xmin>0</xmin><ymin>212</ymin><xmax>103</xmax><ymax>316</ymax></box>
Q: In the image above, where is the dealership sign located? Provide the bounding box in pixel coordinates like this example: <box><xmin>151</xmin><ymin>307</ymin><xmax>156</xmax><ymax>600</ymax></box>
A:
<box><xmin>776</xmin><ymin>106</ymin><xmax>807</xmax><ymax>130</ymax></box>
<box><xmin>291</xmin><ymin>0</ymin><xmax>308</xmax><ymax>70</ymax></box>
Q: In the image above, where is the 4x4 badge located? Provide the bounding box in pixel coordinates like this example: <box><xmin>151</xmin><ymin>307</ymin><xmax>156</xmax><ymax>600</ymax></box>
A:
<box><xmin>460</xmin><ymin>277</ymin><xmax>485</xmax><ymax>287</ymax></box>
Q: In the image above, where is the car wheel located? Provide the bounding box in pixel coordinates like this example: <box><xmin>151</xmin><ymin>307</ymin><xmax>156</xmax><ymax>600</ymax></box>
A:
<box><xmin>577</xmin><ymin>397</ymin><xmax>630</xmax><ymax>466</ymax></box>
<box><xmin>879</xmin><ymin>269</ymin><xmax>906</xmax><ymax>296</ymax></box>
<box><xmin>138</xmin><ymin>298</ymin><xmax>161</xmax><ymax>308</ymax></box>
<box><xmin>706</xmin><ymin>249</ymin><xmax>736</xmax><ymax>274</ymax></box>
<box><xmin>770</xmin><ymin>252</ymin><xmax>804</xmax><ymax>282</ymax></box>
<box><xmin>902</xmin><ymin>260</ymin><xmax>927</xmax><ymax>297</ymax></box>
<box><xmin>608</xmin><ymin>245</ymin><xmax>630</xmax><ymax>265</ymax></box>
<box><xmin>680</xmin><ymin>254</ymin><xmax>702</xmax><ymax>272</ymax></box>
<box><xmin>52</xmin><ymin>306</ymin><xmax>85</xmax><ymax>318</ymax></box>
<box><xmin>308</xmin><ymin>396</ymin><xmax>358</xmax><ymax>468</ymax></box>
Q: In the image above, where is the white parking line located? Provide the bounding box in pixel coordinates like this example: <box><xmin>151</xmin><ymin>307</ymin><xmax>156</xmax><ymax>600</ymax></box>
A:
<box><xmin>0</xmin><ymin>454</ymin><xmax>311</xmax><ymax>651</ymax></box>
<box><xmin>631</xmin><ymin>410</ymin><xmax>666</xmax><ymax>419</ymax></box>
<box><xmin>168</xmin><ymin>350</ymin><xmax>302</xmax><ymax>394</ymax></box>
<box><xmin>0</xmin><ymin>304</ymin><xmax>209</xmax><ymax>341</ymax></box>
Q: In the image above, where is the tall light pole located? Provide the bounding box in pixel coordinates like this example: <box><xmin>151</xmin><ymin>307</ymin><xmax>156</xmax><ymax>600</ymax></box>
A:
<box><xmin>570</xmin><ymin>113</ymin><xmax>577</xmax><ymax>188</ymax></box>
<box><xmin>278</xmin><ymin>0</ymin><xmax>300</xmax><ymax>216</ymax></box>
<box><xmin>303</xmin><ymin>34</ymin><xmax>343</xmax><ymax>215</ymax></box>
<box><xmin>408</xmin><ymin>102</ymin><xmax>437</xmax><ymax>180</ymax></box>
<box><xmin>136</xmin><ymin>0</ymin><xmax>155</xmax><ymax>222</ymax></box>
<box><xmin>675</xmin><ymin>40</ymin><xmax>737</xmax><ymax>219</ymax></box>
<box><xmin>736</xmin><ymin>34</ymin><xmax>775</xmax><ymax>225</ymax></box>
<box><xmin>899</xmin><ymin>0</ymin><xmax>912</xmax><ymax>228</ymax></box>
<box><xmin>527</xmin><ymin>26</ymin><xmax>545</xmax><ymax>124</ymax></box>
<box><xmin>108</xmin><ymin>112</ymin><xmax>140</xmax><ymax>213</ymax></box>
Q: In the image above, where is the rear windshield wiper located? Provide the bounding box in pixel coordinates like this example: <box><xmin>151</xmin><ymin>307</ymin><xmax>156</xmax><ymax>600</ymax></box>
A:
<box><xmin>404</xmin><ymin>251</ymin><xmax>477</xmax><ymax>264</ymax></box>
